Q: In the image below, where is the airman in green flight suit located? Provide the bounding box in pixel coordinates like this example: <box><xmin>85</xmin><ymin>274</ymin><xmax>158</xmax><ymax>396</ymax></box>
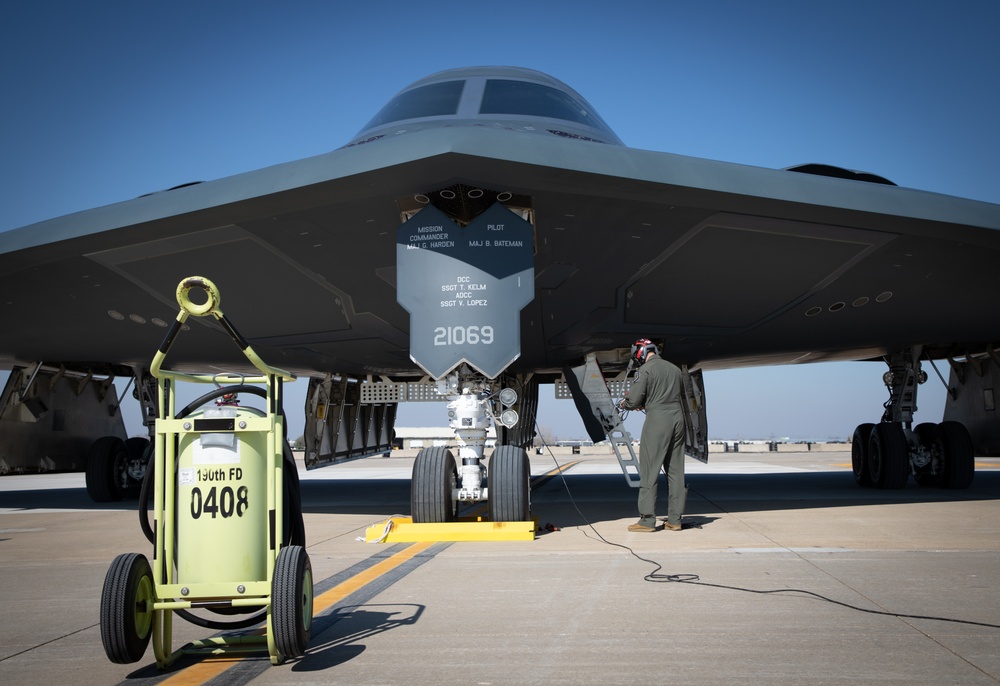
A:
<box><xmin>618</xmin><ymin>338</ymin><xmax>687</xmax><ymax>532</ymax></box>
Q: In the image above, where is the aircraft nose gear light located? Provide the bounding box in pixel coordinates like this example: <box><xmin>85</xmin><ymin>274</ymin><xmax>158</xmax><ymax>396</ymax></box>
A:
<box><xmin>499</xmin><ymin>387</ymin><xmax>518</xmax><ymax>406</ymax></box>
<box><xmin>99</xmin><ymin>276</ymin><xmax>310</xmax><ymax>668</ymax></box>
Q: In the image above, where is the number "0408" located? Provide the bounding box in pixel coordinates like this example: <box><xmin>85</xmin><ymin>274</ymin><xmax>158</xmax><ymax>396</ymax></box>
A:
<box><xmin>433</xmin><ymin>325</ymin><xmax>495</xmax><ymax>346</ymax></box>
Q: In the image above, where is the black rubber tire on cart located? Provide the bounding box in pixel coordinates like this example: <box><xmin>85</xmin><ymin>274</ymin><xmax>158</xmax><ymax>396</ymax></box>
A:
<box><xmin>100</xmin><ymin>553</ymin><xmax>154</xmax><ymax>664</ymax></box>
<box><xmin>272</xmin><ymin>545</ymin><xmax>313</xmax><ymax>661</ymax></box>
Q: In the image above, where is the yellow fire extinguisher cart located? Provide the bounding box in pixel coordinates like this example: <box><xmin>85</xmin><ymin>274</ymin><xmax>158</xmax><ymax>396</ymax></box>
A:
<box><xmin>99</xmin><ymin>276</ymin><xmax>312</xmax><ymax>668</ymax></box>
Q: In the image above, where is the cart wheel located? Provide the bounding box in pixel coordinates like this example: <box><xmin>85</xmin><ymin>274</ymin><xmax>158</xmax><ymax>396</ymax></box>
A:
<box><xmin>100</xmin><ymin>553</ymin><xmax>154</xmax><ymax>664</ymax></box>
<box><xmin>272</xmin><ymin>545</ymin><xmax>313</xmax><ymax>660</ymax></box>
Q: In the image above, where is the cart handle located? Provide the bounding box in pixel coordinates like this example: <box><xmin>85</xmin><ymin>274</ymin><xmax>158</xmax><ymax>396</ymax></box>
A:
<box><xmin>150</xmin><ymin>276</ymin><xmax>295</xmax><ymax>383</ymax></box>
<box><xmin>176</xmin><ymin>276</ymin><xmax>221</xmax><ymax>317</ymax></box>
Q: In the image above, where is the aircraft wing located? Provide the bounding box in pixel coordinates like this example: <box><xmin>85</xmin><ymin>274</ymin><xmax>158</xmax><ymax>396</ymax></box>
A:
<box><xmin>4</xmin><ymin>66</ymin><xmax>999</xmax><ymax>498</ymax></box>
<box><xmin>3</xmin><ymin>123</ymin><xmax>999</xmax><ymax>379</ymax></box>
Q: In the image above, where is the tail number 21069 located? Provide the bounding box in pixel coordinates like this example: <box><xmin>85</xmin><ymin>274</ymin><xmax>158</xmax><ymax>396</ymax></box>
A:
<box><xmin>434</xmin><ymin>325</ymin><xmax>494</xmax><ymax>346</ymax></box>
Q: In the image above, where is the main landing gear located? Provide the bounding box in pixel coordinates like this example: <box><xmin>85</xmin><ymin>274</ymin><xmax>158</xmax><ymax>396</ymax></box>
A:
<box><xmin>409</xmin><ymin>367</ymin><xmax>532</xmax><ymax>523</ymax></box>
<box><xmin>86</xmin><ymin>370</ymin><xmax>158</xmax><ymax>502</ymax></box>
<box><xmin>852</xmin><ymin>349</ymin><xmax>974</xmax><ymax>489</ymax></box>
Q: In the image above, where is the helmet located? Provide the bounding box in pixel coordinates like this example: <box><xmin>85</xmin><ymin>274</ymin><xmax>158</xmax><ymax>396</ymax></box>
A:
<box><xmin>630</xmin><ymin>338</ymin><xmax>658</xmax><ymax>364</ymax></box>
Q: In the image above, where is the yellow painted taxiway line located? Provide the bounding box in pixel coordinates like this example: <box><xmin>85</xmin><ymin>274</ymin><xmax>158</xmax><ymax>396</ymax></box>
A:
<box><xmin>157</xmin><ymin>541</ymin><xmax>435</xmax><ymax>685</ymax></box>
<box><xmin>312</xmin><ymin>540</ymin><xmax>435</xmax><ymax>610</ymax></box>
<box><xmin>158</xmin><ymin>655</ymin><xmax>243</xmax><ymax>686</ymax></box>
<box><xmin>155</xmin><ymin>461</ymin><xmax>582</xmax><ymax>681</ymax></box>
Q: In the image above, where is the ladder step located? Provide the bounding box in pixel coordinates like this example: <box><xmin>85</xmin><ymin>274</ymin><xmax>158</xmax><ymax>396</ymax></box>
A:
<box><xmin>608</xmin><ymin>434</ymin><xmax>641</xmax><ymax>488</ymax></box>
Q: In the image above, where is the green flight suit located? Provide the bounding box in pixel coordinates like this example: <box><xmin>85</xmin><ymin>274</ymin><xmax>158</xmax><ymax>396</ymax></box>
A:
<box><xmin>620</xmin><ymin>355</ymin><xmax>686</xmax><ymax>527</ymax></box>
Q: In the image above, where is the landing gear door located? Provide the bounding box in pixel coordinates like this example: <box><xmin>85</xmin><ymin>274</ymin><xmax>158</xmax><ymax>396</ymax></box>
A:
<box><xmin>395</xmin><ymin>203</ymin><xmax>535</xmax><ymax>380</ymax></box>
<box><xmin>681</xmin><ymin>367</ymin><xmax>708</xmax><ymax>463</ymax></box>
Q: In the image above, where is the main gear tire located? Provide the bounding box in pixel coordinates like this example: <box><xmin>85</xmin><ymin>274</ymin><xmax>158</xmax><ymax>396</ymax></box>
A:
<box><xmin>868</xmin><ymin>423</ymin><xmax>909</xmax><ymax>489</ymax></box>
<box><xmin>851</xmin><ymin>423</ymin><xmax>875</xmax><ymax>486</ymax></box>
<box><xmin>86</xmin><ymin>436</ymin><xmax>129</xmax><ymax>502</ymax></box>
<box><xmin>488</xmin><ymin>445</ymin><xmax>530</xmax><ymax>522</ymax></box>
<box><xmin>411</xmin><ymin>447</ymin><xmax>458</xmax><ymax>523</ymax></box>
<box><xmin>937</xmin><ymin>421</ymin><xmax>975</xmax><ymax>489</ymax></box>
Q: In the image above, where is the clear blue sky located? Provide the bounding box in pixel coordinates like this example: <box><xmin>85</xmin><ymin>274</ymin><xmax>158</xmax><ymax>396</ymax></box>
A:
<box><xmin>1</xmin><ymin>1</ymin><xmax>997</xmax><ymax>441</ymax></box>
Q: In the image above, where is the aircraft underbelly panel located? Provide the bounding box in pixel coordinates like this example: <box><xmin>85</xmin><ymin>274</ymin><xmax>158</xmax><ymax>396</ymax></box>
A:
<box><xmin>0</xmin><ymin>253</ymin><xmax>177</xmax><ymax>364</ymax></box>
<box><xmin>624</xmin><ymin>225</ymin><xmax>869</xmax><ymax>329</ymax></box>
<box><xmin>87</xmin><ymin>226</ymin><xmax>352</xmax><ymax>339</ymax></box>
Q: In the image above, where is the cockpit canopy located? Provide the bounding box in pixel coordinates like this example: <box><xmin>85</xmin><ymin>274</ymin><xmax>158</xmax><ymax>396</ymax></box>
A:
<box><xmin>347</xmin><ymin>66</ymin><xmax>623</xmax><ymax>147</ymax></box>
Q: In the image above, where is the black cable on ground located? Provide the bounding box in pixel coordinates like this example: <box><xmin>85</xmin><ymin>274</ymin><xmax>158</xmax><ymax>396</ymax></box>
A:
<box><xmin>535</xmin><ymin>423</ymin><xmax>1000</xmax><ymax>631</ymax></box>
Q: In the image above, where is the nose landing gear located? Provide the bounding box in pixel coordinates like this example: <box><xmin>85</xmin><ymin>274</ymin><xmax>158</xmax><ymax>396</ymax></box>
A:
<box><xmin>408</xmin><ymin>367</ymin><xmax>532</xmax><ymax>524</ymax></box>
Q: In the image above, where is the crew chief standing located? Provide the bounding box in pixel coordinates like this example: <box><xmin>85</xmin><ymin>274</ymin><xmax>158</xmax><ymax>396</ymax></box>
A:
<box><xmin>618</xmin><ymin>338</ymin><xmax>686</xmax><ymax>532</ymax></box>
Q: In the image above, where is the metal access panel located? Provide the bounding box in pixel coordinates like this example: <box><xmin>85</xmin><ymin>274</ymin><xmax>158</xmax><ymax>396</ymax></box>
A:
<box><xmin>680</xmin><ymin>367</ymin><xmax>709</xmax><ymax>464</ymax></box>
<box><xmin>396</xmin><ymin>204</ymin><xmax>535</xmax><ymax>380</ymax></box>
<box><xmin>563</xmin><ymin>357</ymin><xmax>641</xmax><ymax>487</ymax></box>
<box><xmin>304</xmin><ymin>376</ymin><xmax>397</xmax><ymax>469</ymax></box>
<box><xmin>562</xmin><ymin>356</ymin><xmax>709</xmax><ymax>488</ymax></box>
<box><xmin>943</xmin><ymin>352</ymin><xmax>1000</xmax><ymax>455</ymax></box>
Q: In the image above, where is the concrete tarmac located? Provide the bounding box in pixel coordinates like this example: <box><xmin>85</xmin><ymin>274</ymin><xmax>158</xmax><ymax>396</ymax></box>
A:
<box><xmin>1</xmin><ymin>448</ymin><xmax>999</xmax><ymax>685</ymax></box>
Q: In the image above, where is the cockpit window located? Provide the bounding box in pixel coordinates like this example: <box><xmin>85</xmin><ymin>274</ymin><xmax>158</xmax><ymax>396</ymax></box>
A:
<box><xmin>480</xmin><ymin>79</ymin><xmax>613</xmax><ymax>134</ymax></box>
<box><xmin>362</xmin><ymin>80</ymin><xmax>465</xmax><ymax>130</ymax></box>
